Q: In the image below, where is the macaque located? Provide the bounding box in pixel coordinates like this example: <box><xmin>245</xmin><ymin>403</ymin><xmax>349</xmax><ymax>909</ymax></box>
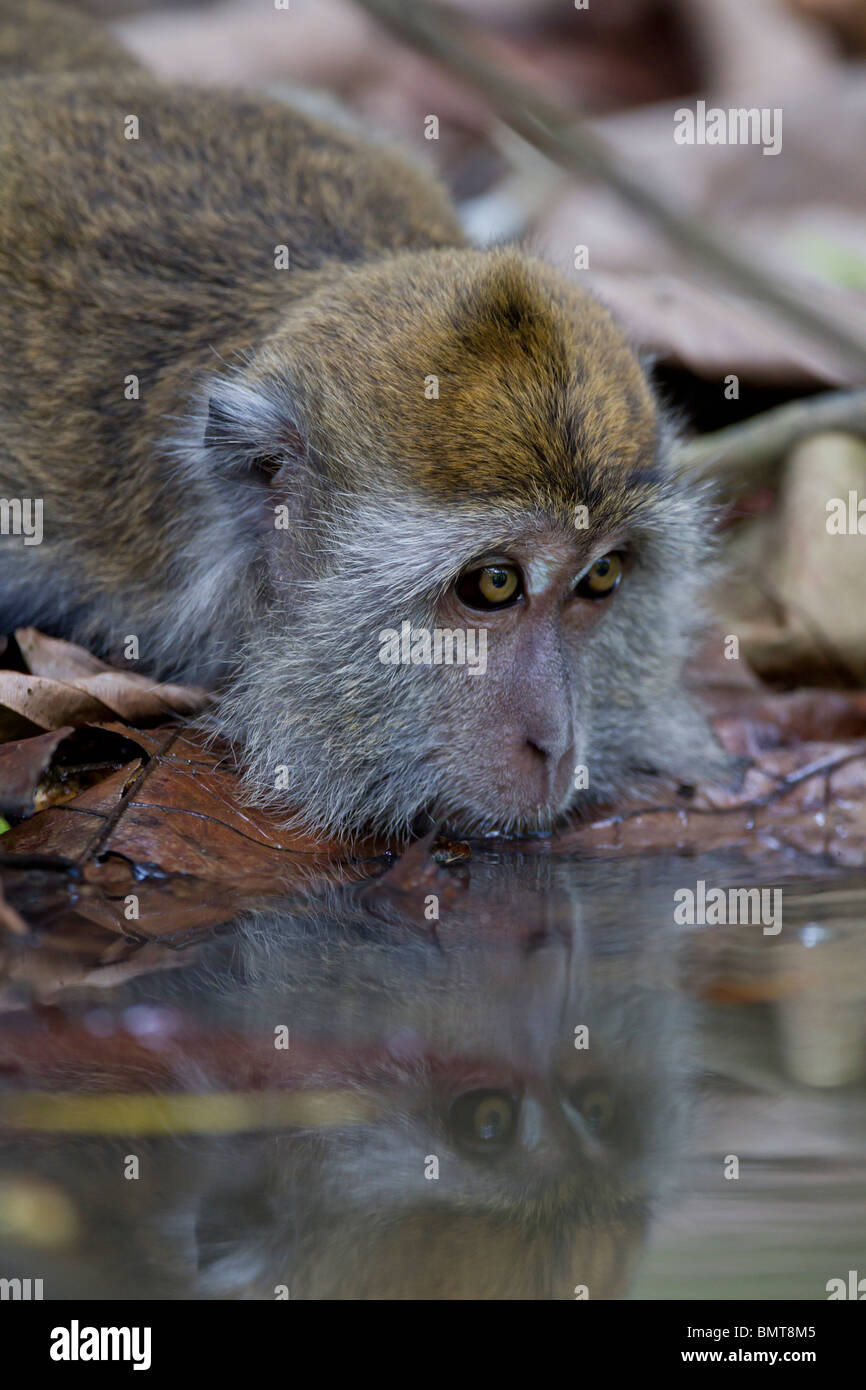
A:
<box><xmin>0</xmin><ymin>1</ymin><xmax>732</xmax><ymax>838</ymax></box>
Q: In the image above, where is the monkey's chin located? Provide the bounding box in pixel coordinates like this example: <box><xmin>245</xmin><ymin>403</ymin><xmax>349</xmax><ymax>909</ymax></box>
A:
<box><xmin>435</xmin><ymin>799</ymin><xmax>569</xmax><ymax>842</ymax></box>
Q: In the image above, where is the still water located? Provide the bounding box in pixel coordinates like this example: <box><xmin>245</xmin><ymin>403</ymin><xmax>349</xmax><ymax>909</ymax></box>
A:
<box><xmin>1</xmin><ymin>849</ymin><xmax>864</xmax><ymax>1300</ymax></box>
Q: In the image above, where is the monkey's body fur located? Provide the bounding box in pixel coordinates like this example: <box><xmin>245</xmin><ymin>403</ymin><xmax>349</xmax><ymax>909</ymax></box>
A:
<box><xmin>0</xmin><ymin>18</ymin><xmax>461</xmax><ymax>675</ymax></box>
<box><xmin>0</xmin><ymin>2</ymin><xmax>729</xmax><ymax>839</ymax></box>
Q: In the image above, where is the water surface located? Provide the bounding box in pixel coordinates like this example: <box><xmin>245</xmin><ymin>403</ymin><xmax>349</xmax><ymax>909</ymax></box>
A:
<box><xmin>1</xmin><ymin>849</ymin><xmax>864</xmax><ymax>1300</ymax></box>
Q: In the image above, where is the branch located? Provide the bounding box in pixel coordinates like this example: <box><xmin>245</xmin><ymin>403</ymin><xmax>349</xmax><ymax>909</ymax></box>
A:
<box><xmin>674</xmin><ymin>388</ymin><xmax>866</xmax><ymax>483</ymax></box>
<box><xmin>354</xmin><ymin>0</ymin><xmax>866</xmax><ymax>379</ymax></box>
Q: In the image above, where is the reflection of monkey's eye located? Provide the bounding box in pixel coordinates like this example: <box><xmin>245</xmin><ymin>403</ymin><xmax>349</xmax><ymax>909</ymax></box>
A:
<box><xmin>569</xmin><ymin>1087</ymin><xmax>616</xmax><ymax>1136</ymax></box>
<box><xmin>455</xmin><ymin>564</ymin><xmax>522</xmax><ymax>611</ymax></box>
<box><xmin>449</xmin><ymin>1089</ymin><xmax>518</xmax><ymax>1155</ymax></box>
<box><xmin>574</xmin><ymin>553</ymin><xmax>623</xmax><ymax>600</ymax></box>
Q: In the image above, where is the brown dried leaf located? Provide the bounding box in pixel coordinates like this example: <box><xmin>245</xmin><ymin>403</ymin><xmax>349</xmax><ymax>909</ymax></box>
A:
<box><xmin>586</xmin><ymin>272</ymin><xmax>860</xmax><ymax>387</ymax></box>
<box><xmin>0</xmin><ymin>629</ymin><xmax>210</xmax><ymax>736</ymax></box>
<box><xmin>0</xmin><ymin>727</ymin><xmax>75</xmax><ymax>818</ymax></box>
<box><xmin>1</xmin><ymin>721</ymin><xmax>386</xmax><ymax>950</ymax></box>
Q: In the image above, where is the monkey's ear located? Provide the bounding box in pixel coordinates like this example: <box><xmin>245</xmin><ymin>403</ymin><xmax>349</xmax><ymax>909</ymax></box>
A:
<box><xmin>202</xmin><ymin>380</ymin><xmax>307</xmax><ymax>484</ymax></box>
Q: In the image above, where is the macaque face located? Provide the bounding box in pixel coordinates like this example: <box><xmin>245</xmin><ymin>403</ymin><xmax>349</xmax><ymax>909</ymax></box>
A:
<box><xmin>209</xmin><ymin>249</ymin><xmax>727</xmax><ymax>839</ymax></box>
<box><xmin>430</xmin><ymin>527</ymin><xmax>630</xmax><ymax>828</ymax></box>
<box><xmin>220</xmin><ymin>473</ymin><xmax>722</xmax><ymax>839</ymax></box>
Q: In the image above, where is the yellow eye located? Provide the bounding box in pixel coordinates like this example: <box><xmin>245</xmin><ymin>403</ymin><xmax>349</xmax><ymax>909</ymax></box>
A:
<box><xmin>563</xmin><ymin>1084</ymin><xmax>616</xmax><ymax>1137</ymax></box>
<box><xmin>479</xmin><ymin>566</ymin><xmax>519</xmax><ymax>603</ymax></box>
<box><xmin>574</xmin><ymin>552</ymin><xmax>623</xmax><ymax>600</ymax></box>
<box><xmin>577</xmin><ymin>1089</ymin><xmax>616</xmax><ymax>1135</ymax></box>
<box><xmin>456</xmin><ymin>564</ymin><xmax>522</xmax><ymax>611</ymax></box>
<box><xmin>449</xmin><ymin>1089</ymin><xmax>518</xmax><ymax>1155</ymax></box>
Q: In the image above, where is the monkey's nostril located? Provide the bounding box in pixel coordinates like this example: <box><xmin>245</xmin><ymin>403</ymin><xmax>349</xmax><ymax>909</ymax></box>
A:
<box><xmin>510</xmin><ymin>735</ymin><xmax>575</xmax><ymax>809</ymax></box>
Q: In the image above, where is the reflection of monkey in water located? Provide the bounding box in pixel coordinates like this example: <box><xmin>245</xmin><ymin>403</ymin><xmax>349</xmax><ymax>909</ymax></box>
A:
<box><xmin>0</xmin><ymin>859</ymin><xmax>690</xmax><ymax>1299</ymax></box>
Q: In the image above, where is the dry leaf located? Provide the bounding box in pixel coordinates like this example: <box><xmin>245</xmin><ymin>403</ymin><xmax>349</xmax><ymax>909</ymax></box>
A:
<box><xmin>0</xmin><ymin>629</ymin><xmax>209</xmax><ymax>736</ymax></box>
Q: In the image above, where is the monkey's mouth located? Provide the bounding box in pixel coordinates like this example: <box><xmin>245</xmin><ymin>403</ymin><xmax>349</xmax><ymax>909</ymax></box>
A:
<box><xmin>421</xmin><ymin>749</ymin><xmax>580</xmax><ymax>842</ymax></box>
<box><xmin>444</xmin><ymin>820</ymin><xmax>555</xmax><ymax>842</ymax></box>
<box><xmin>412</xmin><ymin>809</ymin><xmax>553</xmax><ymax>845</ymax></box>
<box><xmin>433</xmin><ymin>799</ymin><xmax>569</xmax><ymax>844</ymax></box>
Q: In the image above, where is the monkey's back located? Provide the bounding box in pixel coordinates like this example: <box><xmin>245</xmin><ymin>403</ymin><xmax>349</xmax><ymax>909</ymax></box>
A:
<box><xmin>0</xmin><ymin>70</ymin><xmax>462</xmax><ymax>407</ymax></box>
<box><xmin>0</xmin><ymin>68</ymin><xmax>462</xmax><ymax>646</ymax></box>
<box><xmin>0</xmin><ymin>0</ymin><xmax>135</xmax><ymax>81</ymax></box>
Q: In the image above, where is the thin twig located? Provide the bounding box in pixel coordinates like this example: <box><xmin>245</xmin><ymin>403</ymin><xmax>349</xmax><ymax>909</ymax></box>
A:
<box><xmin>675</xmin><ymin>388</ymin><xmax>866</xmax><ymax>481</ymax></box>
<box><xmin>354</xmin><ymin>0</ymin><xmax>866</xmax><ymax>379</ymax></box>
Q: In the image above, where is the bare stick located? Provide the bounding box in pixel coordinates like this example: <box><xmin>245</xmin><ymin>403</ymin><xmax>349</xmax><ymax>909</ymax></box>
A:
<box><xmin>354</xmin><ymin>0</ymin><xmax>866</xmax><ymax>378</ymax></box>
<box><xmin>675</xmin><ymin>389</ymin><xmax>866</xmax><ymax>483</ymax></box>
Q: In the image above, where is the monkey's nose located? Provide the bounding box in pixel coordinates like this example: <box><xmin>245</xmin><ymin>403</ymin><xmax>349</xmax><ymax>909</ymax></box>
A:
<box><xmin>520</xmin><ymin>737</ymin><xmax>575</xmax><ymax>803</ymax></box>
<box><xmin>525</xmin><ymin>738</ymin><xmax>548</xmax><ymax>763</ymax></box>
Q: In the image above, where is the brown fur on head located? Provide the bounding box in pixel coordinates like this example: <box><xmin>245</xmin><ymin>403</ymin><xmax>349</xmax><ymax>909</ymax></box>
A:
<box><xmin>257</xmin><ymin>248</ymin><xmax>659</xmax><ymax>506</ymax></box>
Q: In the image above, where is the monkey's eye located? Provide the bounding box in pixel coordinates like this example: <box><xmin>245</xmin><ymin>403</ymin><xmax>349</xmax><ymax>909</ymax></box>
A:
<box><xmin>449</xmin><ymin>1089</ymin><xmax>518</xmax><ymax>1155</ymax></box>
<box><xmin>564</xmin><ymin>1085</ymin><xmax>616</xmax><ymax>1137</ymax></box>
<box><xmin>574</xmin><ymin>552</ymin><xmax>623</xmax><ymax>600</ymax></box>
<box><xmin>455</xmin><ymin>564</ymin><xmax>523</xmax><ymax>611</ymax></box>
